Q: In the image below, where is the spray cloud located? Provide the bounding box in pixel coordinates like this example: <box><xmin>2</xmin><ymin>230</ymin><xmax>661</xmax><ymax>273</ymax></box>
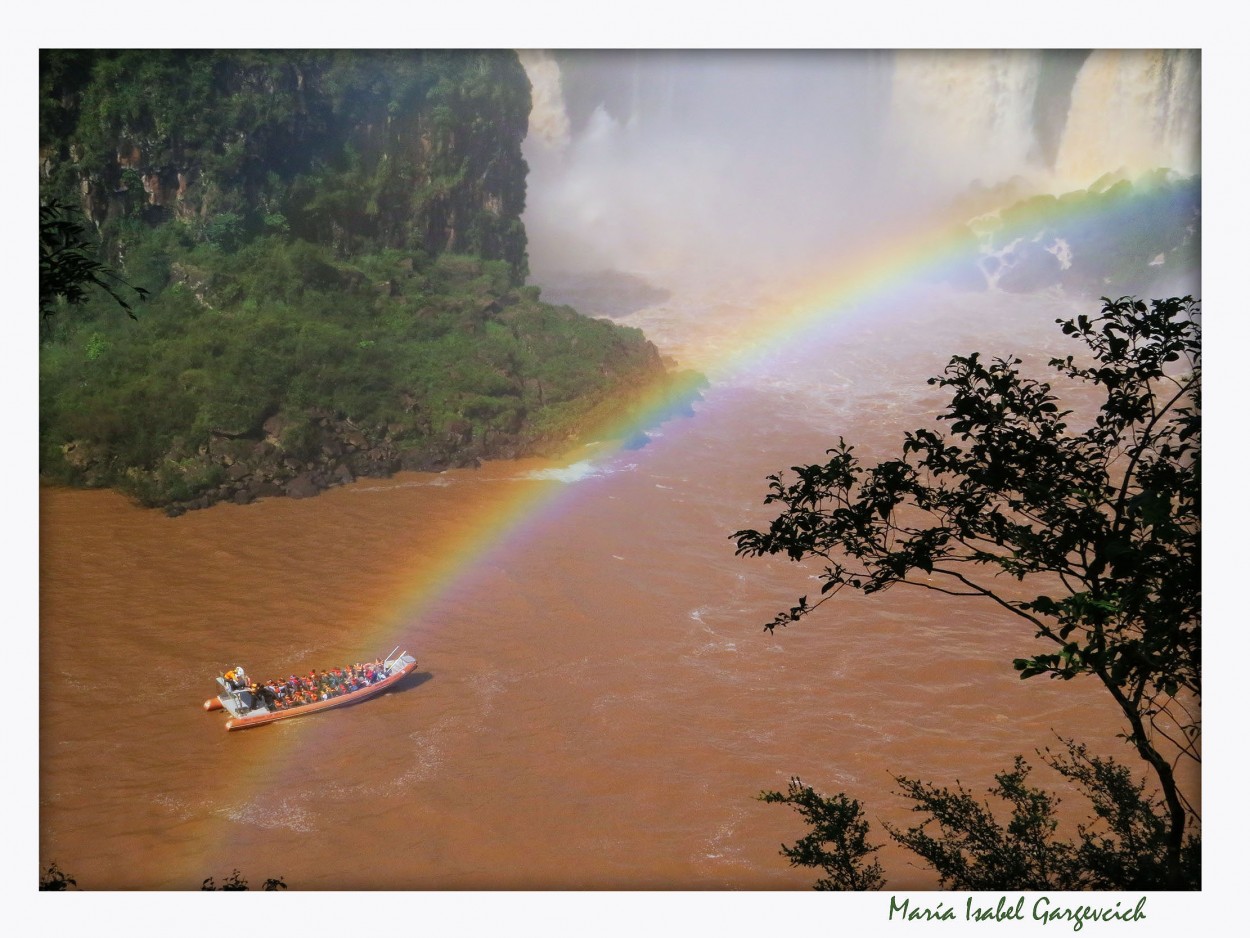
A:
<box><xmin>519</xmin><ymin>50</ymin><xmax>1199</xmax><ymax>294</ymax></box>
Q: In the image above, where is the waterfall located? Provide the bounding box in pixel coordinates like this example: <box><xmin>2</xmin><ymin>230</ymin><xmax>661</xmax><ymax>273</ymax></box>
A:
<box><xmin>519</xmin><ymin>50</ymin><xmax>1200</xmax><ymax>288</ymax></box>
<box><xmin>1054</xmin><ymin>49</ymin><xmax>1200</xmax><ymax>189</ymax></box>
<box><xmin>518</xmin><ymin>50</ymin><xmax>571</xmax><ymax>152</ymax></box>
<box><xmin>886</xmin><ymin>50</ymin><xmax>1048</xmax><ymax>192</ymax></box>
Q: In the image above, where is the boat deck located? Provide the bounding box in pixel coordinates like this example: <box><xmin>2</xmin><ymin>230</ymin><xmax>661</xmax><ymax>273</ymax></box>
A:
<box><xmin>215</xmin><ymin>679</ymin><xmax>268</xmax><ymax>718</ymax></box>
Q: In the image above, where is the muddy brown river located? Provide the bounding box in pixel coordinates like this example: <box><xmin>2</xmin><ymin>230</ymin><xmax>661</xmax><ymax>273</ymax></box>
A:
<box><xmin>39</xmin><ymin>288</ymin><xmax>1196</xmax><ymax>894</ymax></box>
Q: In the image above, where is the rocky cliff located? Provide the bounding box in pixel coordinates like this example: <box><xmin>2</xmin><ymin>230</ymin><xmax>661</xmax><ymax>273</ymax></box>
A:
<box><xmin>40</xmin><ymin>49</ymin><xmax>531</xmax><ymax>279</ymax></box>
<box><xmin>39</xmin><ymin>51</ymin><xmax>695</xmax><ymax>514</ymax></box>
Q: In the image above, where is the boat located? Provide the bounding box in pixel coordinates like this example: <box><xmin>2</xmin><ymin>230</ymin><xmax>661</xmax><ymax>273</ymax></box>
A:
<box><xmin>203</xmin><ymin>647</ymin><xmax>418</xmax><ymax>731</ymax></box>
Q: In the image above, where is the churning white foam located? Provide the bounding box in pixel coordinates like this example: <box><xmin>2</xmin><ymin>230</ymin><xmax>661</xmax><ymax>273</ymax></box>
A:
<box><xmin>521</xmin><ymin>459</ymin><xmax>637</xmax><ymax>484</ymax></box>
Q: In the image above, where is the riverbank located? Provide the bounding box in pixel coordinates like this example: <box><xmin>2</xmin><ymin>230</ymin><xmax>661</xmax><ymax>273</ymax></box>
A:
<box><xmin>50</xmin><ymin>363</ymin><xmax>706</xmax><ymax>516</ymax></box>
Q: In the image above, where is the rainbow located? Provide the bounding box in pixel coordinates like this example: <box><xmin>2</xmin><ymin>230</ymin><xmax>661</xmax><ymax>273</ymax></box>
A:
<box><xmin>354</xmin><ymin>174</ymin><xmax>1195</xmax><ymax>642</ymax></box>
<box><xmin>196</xmin><ymin>175</ymin><xmax>1196</xmax><ymax>877</ymax></box>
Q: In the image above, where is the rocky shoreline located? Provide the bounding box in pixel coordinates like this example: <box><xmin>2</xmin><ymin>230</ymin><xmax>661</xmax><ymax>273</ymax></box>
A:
<box><xmin>189</xmin><ymin>411</ymin><xmax>501</xmax><ymax>515</ymax></box>
<box><xmin>58</xmin><ymin>367</ymin><xmax>705</xmax><ymax>517</ymax></box>
<box><xmin>60</xmin><ymin>411</ymin><xmax>565</xmax><ymax>517</ymax></box>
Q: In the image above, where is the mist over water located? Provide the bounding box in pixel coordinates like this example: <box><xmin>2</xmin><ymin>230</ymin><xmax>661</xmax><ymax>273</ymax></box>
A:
<box><xmin>521</xmin><ymin>51</ymin><xmax>891</xmax><ymax>283</ymax></box>
<box><xmin>520</xmin><ymin>49</ymin><xmax>1200</xmax><ymax>297</ymax></box>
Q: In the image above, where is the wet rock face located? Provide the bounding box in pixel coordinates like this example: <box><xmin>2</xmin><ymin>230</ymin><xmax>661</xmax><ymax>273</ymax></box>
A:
<box><xmin>285</xmin><ymin>473</ymin><xmax>322</xmax><ymax>500</ymax></box>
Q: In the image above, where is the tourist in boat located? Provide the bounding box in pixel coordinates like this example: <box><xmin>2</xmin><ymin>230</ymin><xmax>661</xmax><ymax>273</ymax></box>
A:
<box><xmin>221</xmin><ymin>658</ymin><xmax>399</xmax><ymax>711</ymax></box>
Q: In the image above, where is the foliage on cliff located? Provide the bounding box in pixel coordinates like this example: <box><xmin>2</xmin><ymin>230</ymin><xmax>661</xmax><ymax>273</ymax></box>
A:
<box><xmin>40</xmin><ymin>49</ymin><xmax>530</xmax><ymax>279</ymax></box>
<box><xmin>39</xmin><ymin>50</ymin><xmax>687</xmax><ymax>511</ymax></box>
<box><xmin>945</xmin><ymin>171</ymin><xmax>1201</xmax><ymax>296</ymax></box>
<box><xmin>40</xmin><ymin>237</ymin><xmax>674</xmax><ymax>510</ymax></box>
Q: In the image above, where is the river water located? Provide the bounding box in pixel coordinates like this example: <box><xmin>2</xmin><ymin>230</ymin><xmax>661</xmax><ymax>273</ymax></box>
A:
<box><xmin>38</xmin><ymin>285</ymin><xmax>1194</xmax><ymax>891</ymax></box>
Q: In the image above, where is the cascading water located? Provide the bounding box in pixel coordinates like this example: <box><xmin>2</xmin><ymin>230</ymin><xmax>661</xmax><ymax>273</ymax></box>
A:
<box><xmin>521</xmin><ymin>50</ymin><xmax>897</xmax><ymax>286</ymax></box>
<box><xmin>885</xmin><ymin>49</ymin><xmax>1049</xmax><ymax>192</ymax></box>
<box><xmin>520</xmin><ymin>49</ymin><xmax>1200</xmax><ymax>302</ymax></box>
<box><xmin>1055</xmin><ymin>49</ymin><xmax>1200</xmax><ymax>187</ymax></box>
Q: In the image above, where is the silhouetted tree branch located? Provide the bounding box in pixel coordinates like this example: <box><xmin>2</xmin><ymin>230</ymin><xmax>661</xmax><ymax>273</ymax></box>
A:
<box><xmin>40</xmin><ymin>199</ymin><xmax>148</xmax><ymax>319</ymax></box>
<box><xmin>738</xmin><ymin>297</ymin><xmax>1200</xmax><ymax>888</ymax></box>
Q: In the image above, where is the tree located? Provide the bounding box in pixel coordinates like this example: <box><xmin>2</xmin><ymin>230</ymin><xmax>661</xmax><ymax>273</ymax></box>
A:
<box><xmin>758</xmin><ymin>782</ymin><xmax>885</xmax><ymax>890</ymax></box>
<box><xmin>734</xmin><ymin>296</ymin><xmax>1199</xmax><ymax>888</ymax></box>
<box><xmin>38</xmin><ymin>861</ymin><xmax>77</xmax><ymax>890</ymax></box>
<box><xmin>201</xmin><ymin>869</ymin><xmax>288</xmax><ymax>891</ymax></box>
<box><xmin>37</xmin><ymin>863</ymin><xmax>287</xmax><ymax>890</ymax></box>
<box><xmin>39</xmin><ymin>199</ymin><xmax>148</xmax><ymax>319</ymax></box>
<box><xmin>763</xmin><ymin>737</ymin><xmax>1199</xmax><ymax>891</ymax></box>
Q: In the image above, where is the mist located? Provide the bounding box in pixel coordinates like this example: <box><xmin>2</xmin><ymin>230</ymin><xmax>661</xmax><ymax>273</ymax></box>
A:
<box><xmin>519</xmin><ymin>50</ymin><xmax>1200</xmax><ymax>296</ymax></box>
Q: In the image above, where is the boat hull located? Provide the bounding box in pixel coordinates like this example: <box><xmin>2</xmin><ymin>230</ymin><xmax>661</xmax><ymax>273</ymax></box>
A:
<box><xmin>211</xmin><ymin>656</ymin><xmax>418</xmax><ymax>731</ymax></box>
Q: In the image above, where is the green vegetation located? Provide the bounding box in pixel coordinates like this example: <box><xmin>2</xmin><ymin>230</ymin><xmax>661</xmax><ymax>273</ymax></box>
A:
<box><xmin>40</xmin><ymin>238</ymin><xmax>670</xmax><ymax>509</ymax></box>
<box><xmin>735</xmin><ymin>297</ymin><xmax>1200</xmax><ymax>889</ymax></box>
<box><xmin>39</xmin><ymin>50</ymin><xmax>686</xmax><ymax>511</ymax></box>
<box><xmin>957</xmin><ymin>171</ymin><xmax>1201</xmax><ymax>295</ymax></box>
<box><xmin>40</xmin><ymin>50</ymin><xmax>531</xmax><ymax>278</ymax></box>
